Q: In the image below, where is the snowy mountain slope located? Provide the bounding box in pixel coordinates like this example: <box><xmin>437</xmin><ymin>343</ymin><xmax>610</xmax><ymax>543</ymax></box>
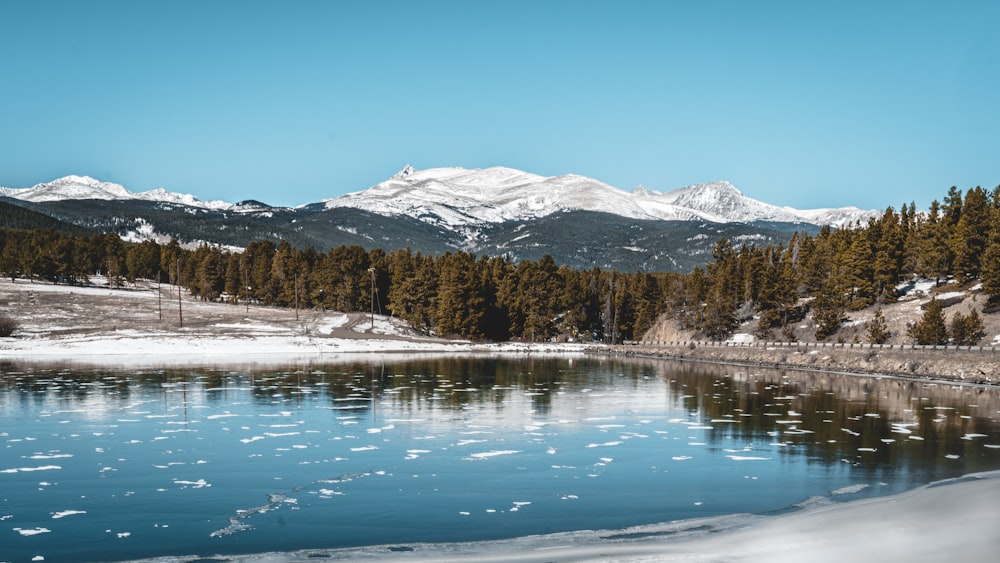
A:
<box><xmin>322</xmin><ymin>166</ymin><xmax>722</xmax><ymax>229</ymax></box>
<box><xmin>651</xmin><ymin>181</ymin><xmax>872</xmax><ymax>228</ymax></box>
<box><xmin>321</xmin><ymin>165</ymin><xmax>873</xmax><ymax>229</ymax></box>
<box><xmin>2</xmin><ymin>166</ymin><xmax>875</xmax><ymax>232</ymax></box>
<box><xmin>0</xmin><ymin>175</ymin><xmax>234</xmax><ymax>210</ymax></box>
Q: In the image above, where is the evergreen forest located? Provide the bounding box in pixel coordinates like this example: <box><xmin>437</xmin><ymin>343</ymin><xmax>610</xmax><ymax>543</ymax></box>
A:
<box><xmin>1</xmin><ymin>184</ymin><xmax>998</xmax><ymax>345</ymax></box>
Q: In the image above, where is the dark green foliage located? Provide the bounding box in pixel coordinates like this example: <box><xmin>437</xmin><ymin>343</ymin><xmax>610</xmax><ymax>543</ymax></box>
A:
<box><xmin>909</xmin><ymin>298</ymin><xmax>948</xmax><ymax>345</ymax></box>
<box><xmin>950</xmin><ymin>309</ymin><xmax>985</xmax><ymax>346</ymax></box>
<box><xmin>866</xmin><ymin>308</ymin><xmax>890</xmax><ymax>344</ymax></box>
<box><xmin>0</xmin><ymin>314</ymin><xmax>17</xmax><ymax>337</ymax></box>
<box><xmin>0</xmin><ymin>200</ymin><xmax>92</xmax><ymax>234</ymax></box>
<box><xmin>813</xmin><ymin>279</ymin><xmax>847</xmax><ymax>341</ymax></box>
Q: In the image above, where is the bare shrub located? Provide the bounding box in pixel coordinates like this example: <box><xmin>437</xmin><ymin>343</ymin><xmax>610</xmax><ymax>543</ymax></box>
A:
<box><xmin>0</xmin><ymin>314</ymin><xmax>17</xmax><ymax>338</ymax></box>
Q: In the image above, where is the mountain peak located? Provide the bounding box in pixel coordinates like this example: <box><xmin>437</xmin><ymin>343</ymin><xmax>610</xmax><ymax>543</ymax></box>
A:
<box><xmin>392</xmin><ymin>164</ymin><xmax>416</xmax><ymax>180</ymax></box>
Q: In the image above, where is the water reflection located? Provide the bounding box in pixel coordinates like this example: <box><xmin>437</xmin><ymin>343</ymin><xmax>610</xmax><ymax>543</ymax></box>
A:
<box><xmin>2</xmin><ymin>357</ymin><xmax>999</xmax><ymax>562</ymax></box>
<box><xmin>3</xmin><ymin>358</ymin><xmax>999</xmax><ymax>481</ymax></box>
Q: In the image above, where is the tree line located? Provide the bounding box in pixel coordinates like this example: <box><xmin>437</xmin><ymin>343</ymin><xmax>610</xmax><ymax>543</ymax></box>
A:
<box><xmin>0</xmin><ymin>230</ymin><xmax>676</xmax><ymax>343</ymax></box>
<box><xmin>662</xmin><ymin>185</ymin><xmax>1000</xmax><ymax>344</ymax></box>
<box><xmin>2</xmin><ymin>183</ymin><xmax>997</xmax><ymax>345</ymax></box>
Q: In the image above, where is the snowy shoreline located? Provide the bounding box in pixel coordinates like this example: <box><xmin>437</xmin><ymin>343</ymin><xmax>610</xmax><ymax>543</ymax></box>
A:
<box><xmin>0</xmin><ymin>277</ymin><xmax>586</xmax><ymax>366</ymax></box>
<box><xmin>127</xmin><ymin>471</ymin><xmax>1000</xmax><ymax>563</ymax></box>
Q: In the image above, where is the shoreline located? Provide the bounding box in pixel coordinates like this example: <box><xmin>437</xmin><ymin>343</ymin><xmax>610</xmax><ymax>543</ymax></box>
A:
<box><xmin>602</xmin><ymin>341</ymin><xmax>1000</xmax><ymax>387</ymax></box>
<box><xmin>128</xmin><ymin>471</ymin><xmax>1000</xmax><ymax>562</ymax></box>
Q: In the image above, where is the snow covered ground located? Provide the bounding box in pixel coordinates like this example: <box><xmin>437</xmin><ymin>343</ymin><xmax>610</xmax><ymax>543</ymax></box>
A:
<box><xmin>129</xmin><ymin>471</ymin><xmax>1000</xmax><ymax>562</ymax></box>
<box><xmin>0</xmin><ymin>278</ymin><xmax>584</xmax><ymax>366</ymax></box>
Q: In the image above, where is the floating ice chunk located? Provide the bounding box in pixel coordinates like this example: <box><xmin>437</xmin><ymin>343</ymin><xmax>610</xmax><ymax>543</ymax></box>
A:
<box><xmin>962</xmin><ymin>434</ymin><xmax>988</xmax><ymax>440</ymax></box>
<box><xmin>351</xmin><ymin>446</ymin><xmax>378</xmax><ymax>452</ymax></box>
<box><xmin>832</xmin><ymin>484</ymin><xmax>870</xmax><ymax>495</ymax></box>
<box><xmin>468</xmin><ymin>450</ymin><xmax>522</xmax><ymax>460</ymax></box>
<box><xmin>51</xmin><ymin>510</ymin><xmax>86</xmax><ymax>519</ymax></box>
<box><xmin>726</xmin><ymin>456</ymin><xmax>771</xmax><ymax>461</ymax></box>
<box><xmin>672</xmin><ymin>456</ymin><xmax>692</xmax><ymax>461</ymax></box>
<box><xmin>456</xmin><ymin>439</ymin><xmax>487</xmax><ymax>446</ymax></box>
<box><xmin>1</xmin><ymin>465</ymin><xmax>61</xmax><ymax>474</ymax></box>
<box><xmin>858</xmin><ymin>448</ymin><xmax>877</xmax><ymax>452</ymax></box>
<box><xmin>586</xmin><ymin>441</ymin><xmax>622</xmax><ymax>448</ymax></box>
<box><xmin>945</xmin><ymin>454</ymin><xmax>960</xmax><ymax>459</ymax></box>
<box><xmin>173</xmin><ymin>478</ymin><xmax>210</xmax><ymax>488</ymax></box>
<box><xmin>546</xmin><ymin>447</ymin><xmax>557</xmax><ymax>455</ymax></box>
<box><xmin>26</xmin><ymin>454</ymin><xmax>72</xmax><ymax>460</ymax></box>
<box><xmin>14</xmin><ymin>527</ymin><xmax>51</xmax><ymax>536</ymax></box>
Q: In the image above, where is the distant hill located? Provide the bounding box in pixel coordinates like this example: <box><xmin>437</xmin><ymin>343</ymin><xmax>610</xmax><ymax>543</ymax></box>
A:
<box><xmin>0</xmin><ymin>167</ymin><xmax>876</xmax><ymax>272</ymax></box>
<box><xmin>0</xmin><ymin>198</ymin><xmax>93</xmax><ymax>235</ymax></box>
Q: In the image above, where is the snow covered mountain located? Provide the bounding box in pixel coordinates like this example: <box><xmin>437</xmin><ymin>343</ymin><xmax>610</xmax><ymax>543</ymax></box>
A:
<box><xmin>0</xmin><ymin>175</ymin><xmax>234</xmax><ymax>210</ymax></box>
<box><xmin>1</xmin><ymin>166</ymin><xmax>877</xmax><ymax>272</ymax></box>
<box><xmin>321</xmin><ymin>166</ymin><xmax>873</xmax><ymax>230</ymax></box>
<box><xmin>1</xmin><ymin>167</ymin><xmax>873</xmax><ymax>229</ymax></box>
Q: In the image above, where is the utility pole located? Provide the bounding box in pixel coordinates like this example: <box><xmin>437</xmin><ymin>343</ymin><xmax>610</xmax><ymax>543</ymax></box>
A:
<box><xmin>157</xmin><ymin>269</ymin><xmax>162</xmax><ymax>321</ymax></box>
<box><xmin>294</xmin><ymin>271</ymin><xmax>299</xmax><ymax>321</ymax></box>
<box><xmin>368</xmin><ymin>267</ymin><xmax>375</xmax><ymax>330</ymax></box>
<box><xmin>176</xmin><ymin>258</ymin><xmax>183</xmax><ymax>328</ymax></box>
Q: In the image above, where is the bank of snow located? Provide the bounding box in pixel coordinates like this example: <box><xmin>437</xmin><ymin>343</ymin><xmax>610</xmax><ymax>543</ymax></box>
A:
<box><xmin>127</xmin><ymin>471</ymin><xmax>1000</xmax><ymax>562</ymax></box>
<box><xmin>0</xmin><ymin>278</ymin><xmax>585</xmax><ymax>366</ymax></box>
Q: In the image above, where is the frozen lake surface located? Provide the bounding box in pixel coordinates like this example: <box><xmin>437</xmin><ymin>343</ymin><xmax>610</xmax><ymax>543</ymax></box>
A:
<box><xmin>2</xmin><ymin>357</ymin><xmax>999</xmax><ymax>562</ymax></box>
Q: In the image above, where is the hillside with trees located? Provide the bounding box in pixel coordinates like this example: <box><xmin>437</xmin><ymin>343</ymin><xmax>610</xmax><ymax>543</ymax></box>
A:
<box><xmin>647</xmin><ymin>185</ymin><xmax>1000</xmax><ymax>346</ymax></box>
<box><xmin>1</xmin><ymin>184</ymin><xmax>998</xmax><ymax>347</ymax></box>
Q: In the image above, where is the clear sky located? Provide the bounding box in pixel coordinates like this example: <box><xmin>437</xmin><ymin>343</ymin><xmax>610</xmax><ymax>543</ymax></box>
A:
<box><xmin>1</xmin><ymin>1</ymin><xmax>997</xmax><ymax>211</ymax></box>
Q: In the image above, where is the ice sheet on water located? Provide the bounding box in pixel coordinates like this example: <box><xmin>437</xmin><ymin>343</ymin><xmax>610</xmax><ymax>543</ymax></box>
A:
<box><xmin>467</xmin><ymin>450</ymin><xmax>522</xmax><ymax>460</ymax></box>
<box><xmin>1</xmin><ymin>465</ymin><xmax>61</xmax><ymax>473</ymax></box>
<box><xmin>51</xmin><ymin>510</ymin><xmax>86</xmax><ymax>519</ymax></box>
<box><xmin>586</xmin><ymin>441</ymin><xmax>622</xmax><ymax>448</ymax></box>
<box><xmin>832</xmin><ymin>484</ymin><xmax>870</xmax><ymax>495</ymax></box>
<box><xmin>173</xmin><ymin>479</ymin><xmax>210</xmax><ymax>488</ymax></box>
<box><xmin>13</xmin><ymin>527</ymin><xmax>51</xmax><ymax>536</ymax></box>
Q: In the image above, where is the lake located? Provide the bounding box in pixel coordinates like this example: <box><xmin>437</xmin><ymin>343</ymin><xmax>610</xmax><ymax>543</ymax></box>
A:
<box><xmin>2</xmin><ymin>356</ymin><xmax>999</xmax><ymax>562</ymax></box>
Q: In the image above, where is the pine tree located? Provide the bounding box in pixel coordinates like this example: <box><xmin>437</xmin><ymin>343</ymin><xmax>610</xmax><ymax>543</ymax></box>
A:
<box><xmin>949</xmin><ymin>309</ymin><xmax>986</xmax><ymax>346</ymax></box>
<box><xmin>813</xmin><ymin>278</ymin><xmax>846</xmax><ymax>341</ymax></box>
<box><xmin>951</xmin><ymin>187</ymin><xmax>991</xmax><ymax>281</ymax></box>
<box><xmin>980</xmin><ymin>193</ymin><xmax>1000</xmax><ymax>307</ymax></box>
<box><xmin>908</xmin><ymin>298</ymin><xmax>948</xmax><ymax>345</ymax></box>
<box><xmin>865</xmin><ymin>307</ymin><xmax>890</xmax><ymax>344</ymax></box>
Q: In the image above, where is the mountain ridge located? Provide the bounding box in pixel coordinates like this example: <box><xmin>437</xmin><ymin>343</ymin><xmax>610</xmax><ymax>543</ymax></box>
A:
<box><xmin>0</xmin><ymin>166</ymin><xmax>877</xmax><ymax>273</ymax></box>
<box><xmin>1</xmin><ymin>166</ymin><xmax>875</xmax><ymax>229</ymax></box>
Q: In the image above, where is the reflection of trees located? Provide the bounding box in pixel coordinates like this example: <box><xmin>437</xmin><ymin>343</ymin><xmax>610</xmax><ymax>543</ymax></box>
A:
<box><xmin>3</xmin><ymin>358</ymin><xmax>998</xmax><ymax>483</ymax></box>
<box><xmin>656</xmin><ymin>360</ymin><xmax>1000</xmax><ymax>480</ymax></box>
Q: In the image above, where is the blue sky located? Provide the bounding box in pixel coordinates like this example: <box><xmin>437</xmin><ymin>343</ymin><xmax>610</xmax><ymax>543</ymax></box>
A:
<box><xmin>1</xmin><ymin>1</ymin><xmax>997</xmax><ymax>210</ymax></box>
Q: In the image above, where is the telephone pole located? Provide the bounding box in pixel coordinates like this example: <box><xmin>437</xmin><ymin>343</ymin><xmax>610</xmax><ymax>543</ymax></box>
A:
<box><xmin>368</xmin><ymin>267</ymin><xmax>375</xmax><ymax>330</ymax></box>
<box><xmin>176</xmin><ymin>258</ymin><xmax>183</xmax><ymax>328</ymax></box>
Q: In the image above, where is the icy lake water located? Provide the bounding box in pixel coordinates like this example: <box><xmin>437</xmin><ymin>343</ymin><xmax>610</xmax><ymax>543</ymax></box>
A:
<box><xmin>2</xmin><ymin>356</ymin><xmax>1000</xmax><ymax>562</ymax></box>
